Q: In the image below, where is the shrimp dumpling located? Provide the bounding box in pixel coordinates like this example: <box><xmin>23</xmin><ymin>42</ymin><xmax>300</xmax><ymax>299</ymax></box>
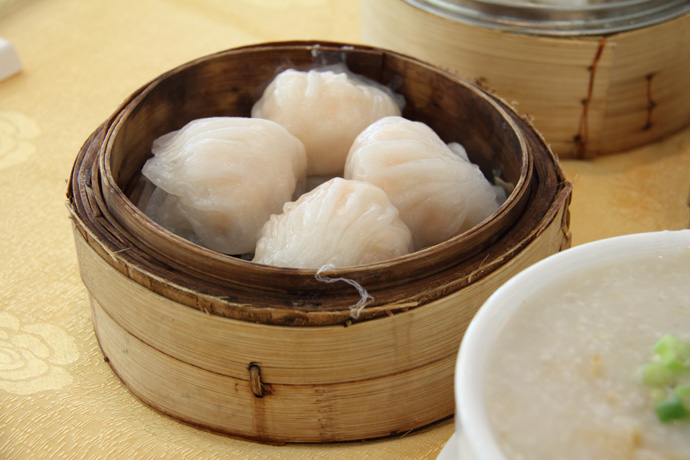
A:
<box><xmin>251</xmin><ymin>67</ymin><xmax>403</xmax><ymax>177</ymax></box>
<box><xmin>253</xmin><ymin>178</ymin><xmax>413</xmax><ymax>269</ymax></box>
<box><xmin>344</xmin><ymin>116</ymin><xmax>503</xmax><ymax>250</ymax></box>
<box><xmin>141</xmin><ymin>117</ymin><xmax>307</xmax><ymax>255</ymax></box>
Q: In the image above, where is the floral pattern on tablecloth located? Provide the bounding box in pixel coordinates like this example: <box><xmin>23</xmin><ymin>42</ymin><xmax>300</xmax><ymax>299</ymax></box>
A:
<box><xmin>0</xmin><ymin>110</ymin><xmax>39</xmax><ymax>170</ymax></box>
<box><xmin>0</xmin><ymin>312</ymin><xmax>79</xmax><ymax>395</ymax></box>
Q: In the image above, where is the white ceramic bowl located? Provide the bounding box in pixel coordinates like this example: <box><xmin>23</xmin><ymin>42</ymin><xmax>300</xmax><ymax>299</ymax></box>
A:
<box><xmin>451</xmin><ymin>230</ymin><xmax>690</xmax><ymax>460</ymax></box>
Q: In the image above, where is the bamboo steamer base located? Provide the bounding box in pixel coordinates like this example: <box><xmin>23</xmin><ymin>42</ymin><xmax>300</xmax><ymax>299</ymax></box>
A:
<box><xmin>73</xmin><ymin>195</ymin><xmax>568</xmax><ymax>443</ymax></box>
<box><xmin>361</xmin><ymin>0</ymin><xmax>690</xmax><ymax>159</ymax></box>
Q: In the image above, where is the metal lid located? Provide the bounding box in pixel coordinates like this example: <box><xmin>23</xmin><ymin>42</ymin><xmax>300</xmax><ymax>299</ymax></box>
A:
<box><xmin>403</xmin><ymin>0</ymin><xmax>690</xmax><ymax>36</ymax></box>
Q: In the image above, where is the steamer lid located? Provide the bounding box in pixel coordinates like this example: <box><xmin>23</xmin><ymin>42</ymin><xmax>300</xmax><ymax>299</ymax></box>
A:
<box><xmin>403</xmin><ymin>0</ymin><xmax>690</xmax><ymax>36</ymax></box>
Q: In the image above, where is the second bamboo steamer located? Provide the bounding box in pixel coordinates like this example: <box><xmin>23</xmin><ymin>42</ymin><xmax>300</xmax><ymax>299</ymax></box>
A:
<box><xmin>362</xmin><ymin>0</ymin><xmax>690</xmax><ymax>159</ymax></box>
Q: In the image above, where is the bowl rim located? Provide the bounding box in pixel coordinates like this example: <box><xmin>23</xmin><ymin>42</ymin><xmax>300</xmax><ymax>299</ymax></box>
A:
<box><xmin>455</xmin><ymin>229</ymin><xmax>690</xmax><ymax>460</ymax></box>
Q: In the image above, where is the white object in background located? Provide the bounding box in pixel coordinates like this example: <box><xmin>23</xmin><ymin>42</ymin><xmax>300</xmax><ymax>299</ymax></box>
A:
<box><xmin>0</xmin><ymin>37</ymin><xmax>21</xmax><ymax>81</ymax></box>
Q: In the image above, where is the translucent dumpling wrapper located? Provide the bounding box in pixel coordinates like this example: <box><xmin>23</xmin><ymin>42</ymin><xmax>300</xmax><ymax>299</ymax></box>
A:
<box><xmin>344</xmin><ymin>116</ymin><xmax>503</xmax><ymax>250</ymax></box>
<box><xmin>253</xmin><ymin>178</ymin><xmax>414</xmax><ymax>269</ymax></box>
<box><xmin>251</xmin><ymin>66</ymin><xmax>403</xmax><ymax>177</ymax></box>
<box><xmin>141</xmin><ymin>117</ymin><xmax>307</xmax><ymax>255</ymax></box>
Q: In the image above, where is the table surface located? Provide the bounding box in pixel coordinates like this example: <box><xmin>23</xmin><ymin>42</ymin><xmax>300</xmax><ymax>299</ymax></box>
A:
<box><xmin>1</xmin><ymin>1</ymin><xmax>688</xmax><ymax>459</ymax></box>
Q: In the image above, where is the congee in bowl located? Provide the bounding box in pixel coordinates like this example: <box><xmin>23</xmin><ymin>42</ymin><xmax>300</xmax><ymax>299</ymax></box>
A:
<box><xmin>455</xmin><ymin>230</ymin><xmax>690</xmax><ymax>460</ymax></box>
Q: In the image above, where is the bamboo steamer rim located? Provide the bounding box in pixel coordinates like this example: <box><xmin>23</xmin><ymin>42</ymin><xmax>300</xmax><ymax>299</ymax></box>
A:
<box><xmin>67</xmin><ymin>41</ymin><xmax>570</xmax><ymax>326</ymax></box>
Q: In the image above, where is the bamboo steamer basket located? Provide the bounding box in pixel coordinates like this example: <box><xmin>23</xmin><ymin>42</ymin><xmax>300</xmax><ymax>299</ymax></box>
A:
<box><xmin>361</xmin><ymin>0</ymin><xmax>690</xmax><ymax>159</ymax></box>
<box><xmin>66</xmin><ymin>41</ymin><xmax>572</xmax><ymax>443</ymax></box>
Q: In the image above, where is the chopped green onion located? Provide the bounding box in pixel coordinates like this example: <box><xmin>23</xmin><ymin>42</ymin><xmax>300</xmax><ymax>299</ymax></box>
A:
<box><xmin>655</xmin><ymin>396</ymin><xmax>687</xmax><ymax>423</ymax></box>
<box><xmin>641</xmin><ymin>362</ymin><xmax>678</xmax><ymax>387</ymax></box>
<box><xmin>654</xmin><ymin>334</ymin><xmax>690</xmax><ymax>371</ymax></box>
<box><xmin>675</xmin><ymin>384</ymin><xmax>690</xmax><ymax>410</ymax></box>
<box><xmin>641</xmin><ymin>335</ymin><xmax>690</xmax><ymax>422</ymax></box>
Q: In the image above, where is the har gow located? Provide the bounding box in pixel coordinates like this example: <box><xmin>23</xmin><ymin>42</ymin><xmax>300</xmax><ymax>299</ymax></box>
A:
<box><xmin>141</xmin><ymin>117</ymin><xmax>307</xmax><ymax>255</ymax></box>
<box><xmin>251</xmin><ymin>67</ymin><xmax>403</xmax><ymax>177</ymax></box>
<box><xmin>253</xmin><ymin>177</ymin><xmax>413</xmax><ymax>269</ymax></box>
<box><xmin>344</xmin><ymin>116</ymin><xmax>503</xmax><ymax>250</ymax></box>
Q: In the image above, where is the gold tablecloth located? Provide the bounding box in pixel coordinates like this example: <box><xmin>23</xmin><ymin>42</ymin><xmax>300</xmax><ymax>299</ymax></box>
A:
<box><xmin>1</xmin><ymin>1</ymin><xmax>688</xmax><ymax>458</ymax></box>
